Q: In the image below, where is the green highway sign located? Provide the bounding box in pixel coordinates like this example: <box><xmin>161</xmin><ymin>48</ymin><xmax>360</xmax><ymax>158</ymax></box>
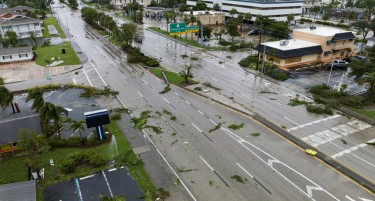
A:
<box><xmin>169</xmin><ymin>22</ymin><xmax>186</xmax><ymax>35</ymax></box>
<box><xmin>186</xmin><ymin>26</ymin><xmax>198</xmax><ymax>33</ymax></box>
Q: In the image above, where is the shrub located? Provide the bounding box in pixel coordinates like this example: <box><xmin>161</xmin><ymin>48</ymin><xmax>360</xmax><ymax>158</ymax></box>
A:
<box><xmin>42</xmin><ymin>40</ymin><xmax>51</xmax><ymax>47</ymax></box>
<box><xmin>266</xmin><ymin>69</ymin><xmax>288</xmax><ymax>81</ymax></box>
<box><xmin>60</xmin><ymin>151</ymin><xmax>107</xmax><ymax>173</ymax></box>
<box><xmin>229</xmin><ymin>44</ymin><xmax>238</xmax><ymax>51</ymax></box>
<box><xmin>238</xmin><ymin>56</ymin><xmax>257</xmax><ymax>68</ymax></box>
<box><xmin>110</xmin><ymin>113</ymin><xmax>122</xmax><ymax>120</ymax></box>
<box><xmin>228</xmin><ymin>123</ymin><xmax>244</xmax><ymax>130</ymax></box>
<box><xmin>306</xmin><ymin>104</ymin><xmax>333</xmax><ymax>115</ymax></box>
<box><xmin>218</xmin><ymin>39</ymin><xmax>234</xmax><ymax>46</ymax></box>
<box><xmin>48</xmin><ymin>137</ymin><xmax>87</xmax><ymax>147</ymax></box>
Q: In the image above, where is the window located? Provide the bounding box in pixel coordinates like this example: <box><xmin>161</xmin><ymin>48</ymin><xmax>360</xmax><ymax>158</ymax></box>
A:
<box><xmin>285</xmin><ymin>56</ymin><xmax>301</xmax><ymax>64</ymax></box>
<box><xmin>266</xmin><ymin>54</ymin><xmax>280</xmax><ymax>63</ymax></box>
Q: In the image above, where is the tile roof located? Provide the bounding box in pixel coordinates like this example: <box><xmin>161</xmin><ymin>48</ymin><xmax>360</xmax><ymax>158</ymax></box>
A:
<box><xmin>0</xmin><ymin>180</ymin><xmax>36</xmax><ymax>201</ymax></box>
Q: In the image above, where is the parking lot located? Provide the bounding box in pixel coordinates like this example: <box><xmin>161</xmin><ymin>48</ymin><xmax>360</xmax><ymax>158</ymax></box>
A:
<box><xmin>43</xmin><ymin>168</ymin><xmax>144</xmax><ymax>201</ymax></box>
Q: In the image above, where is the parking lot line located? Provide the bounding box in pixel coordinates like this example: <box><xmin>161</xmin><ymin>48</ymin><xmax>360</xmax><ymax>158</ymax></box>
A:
<box><xmin>102</xmin><ymin>170</ymin><xmax>113</xmax><ymax>197</ymax></box>
<box><xmin>74</xmin><ymin>178</ymin><xmax>83</xmax><ymax>201</ymax></box>
<box><xmin>288</xmin><ymin>114</ymin><xmax>341</xmax><ymax>131</ymax></box>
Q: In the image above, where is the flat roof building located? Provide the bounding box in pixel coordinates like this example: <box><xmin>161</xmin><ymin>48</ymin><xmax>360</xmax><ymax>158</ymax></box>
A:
<box><xmin>187</xmin><ymin>0</ymin><xmax>303</xmax><ymax>21</ymax></box>
<box><xmin>183</xmin><ymin>11</ymin><xmax>225</xmax><ymax>25</ymax></box>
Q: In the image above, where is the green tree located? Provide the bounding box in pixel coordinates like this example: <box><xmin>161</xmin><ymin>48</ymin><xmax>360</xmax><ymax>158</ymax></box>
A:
<box><xmin>346</xmin><ymin>0</ymin><xmax>354</xmax><ymax>8</ymax></box>
<box><xmin>193</xmin><ymin>1</ymin><xmax>207</xmax><ymax>11</ymax></box>
<box><xmin>357</xmin><ymin>72</ymin><xmax>375</xmax><ymax>103</ymax></box>
<box><xmin>310</xmin><ymin>6</ymin><xmax>320</xmax><ymax>19</ymax></box>
<box><xmin>81</xmin><ymin>7</ymin><xmax>98</xmax><ymax>23</ymax></box>
<box><xmin>244</xmin><ymin>12</ymin><xmax>252</xmax><ymax>30</ymax></box>
<box><xmin>225</xmin><ymin>18</ymin><xmax>240</xmax><ymax>42</ymax></box>
<box><xmin>179</xmin><ymin>64</ymin><xmax>194</xmax><ymax>84</ymax></box>
<box><xmin>118</xmin><ymin>23</ymin><xmax>138</xmax><ymax>45</ymax></box>
<box><xmin>149</xmin><ymin>0</ymin><xmax>158</xmax><ymax>7</ymax></box>
<box><xmin>213</xmin><ymin>3</ymin><xmax>220</xmax><ymax>11</ymax></box>
<box><xmin>68</xmin><ymin>0</ymin><xmax>78</xmax><ymax>9</ymax></box>
<box><xmin>69</xmin><ymin>119</ymin><xmax>86</xmax><ymax>140</ymax></box>
<box><xmin>322</xmin><ymin>14</ymin><xmax>329</xmax><ymax>21</ymax></box>
<box><xmin>0</xmin><ymin>77</ymin><xmax>4</xmax><ymax>85</ymax></box>
<box><xmin>0</xmin><ymin>86</ymin><xmax>15</xmax><ymax>114</ymax></box>
<box><xmin>18</xmin><ymin>128</ymin><xmax>50</xmax><ymax>157</ymax></box>
<box><xmin>26</xmin><ymin>87</ymin><xmax>44</xmax><ymax>112</ymax></box>
<box><xmin>39</xmin><ymin>102</ymin><xmax>68</xmax><ymax>138</ymax></box>
<box><xmin>352</xmin><ymin>20</ymin><xmax>370</xmax><ymax>38</ymax></box>
<box><xmin>29</xmin><ymin>31</ymin><xmax>38</xmax><ymax>46</ymax></box>
<box><xmin>179</xmin><ymin>4</ymin><xmax>190</xmax><ymax>12</ymax></box>
<box><xmin>287</xmin><ymin>13</ymin><xmax>294</xmax><ymax>26</ymax></box>
<box><xmin>5</xmin><ymin>30</ymin><xmax>17</xmax><ymax>47</ymax></box>
<box><xmin>348</xmin><ymin>11</ymin><xmax>356</xmax><ymax>26</ymax></box>
<box><xmin>229</xmin><ymin>8</ymin><xmax>238</xmax><ymax>18</ymax></box>
<box><xmin>369</xmin><ymin>19</ymin><xmax>375</xmax><ymax>36</ymax></box>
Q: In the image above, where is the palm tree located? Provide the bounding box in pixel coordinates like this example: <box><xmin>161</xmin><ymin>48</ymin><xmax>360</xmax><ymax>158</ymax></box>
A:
<box><xmin>69</xmin><ymin>119</ymin><xmax>86</xmax><ymax>140</ymax></box>
<box><xmin>26</xmin><ymin>88</ymin><xmax>44</xmax><ymax>112</ymax></box>
<box><xmin>39</xmin><ymin>102</ymin><xmax>68</xmax><ymax>138</ymax></box>
<box><xmin>0</xmin><ymin>86</ymin><xmax>15</xmax><ymax>113</ymax></box>
<box><xmin>179</xmin><ymin>64</ymin><xmax>194</xmax><ymax>84</ymax></box>
<box><xmin>357</xmin><ymin>72</ymin><xmax>375</xmax><ymax>103</ymax></box>
<box><xmin>0</xmin><ymin>77</ymin><xmax>5</xmax><ymax>85</ymax></box>
<box><xmin>229</xmin><ymin>8</ymin><xmax>238</xmax><ymax>18</ymax></box>
<box><xmin>238</xmin><ymin>13</ymin><xmax>244</xmax><ymax>32</ymax></box>
<box><xmin>287</xmin><ymin>13</ymin><xmax>294</xmax><ymax>27</ymax></box>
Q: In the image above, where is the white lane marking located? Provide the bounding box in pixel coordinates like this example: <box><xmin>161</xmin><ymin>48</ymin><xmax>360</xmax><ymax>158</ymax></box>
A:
<box><xmin>197</xmin><ymin>110</ymin><xmax>204</xmax><ymax>115</ymax></box>
<box><xmin>89</xmin><ymin>59</ymin><xmax>108</xmax><ymax>86</ymax></box>
<box><xmin>70</xmin><ymin>129</ymin><xmax>79</xmax><ymax>137</ymax></box>
<box><xmin>241</xmin><ymin>94</ymin><xmax>252</xmax><ymax>100</ymax></box>
<box><xmin>287</xmin><ymin>114</ymin><xmax>341</xmax><ymax>131</ymax></box>
<box><xmin>331</xmin><ymin>139</ymin><xmax>375</xmax><ymax>158</ymax></box>
<box><xmin>102</xmin><ymin>170</ymin><xmax>113</xmax><ymax>197</ymax></box>
<box><xmin>210</xmin><ymin>76</ymin><xmax>218</xmax><ymax>81</ymax></box>
<box><xmin>209</xmin><ymin>119</ymin><xmax>218</xmax><ymax>125</ymax></box>
<box><xmin>142</xmin><ymin>130</ymin><xmax>197</xmax><ymax>201</ymax></box>
<box><xmin>306</xmin><ymin>185</ymin><xmax>324</xmax><ymax>198</ymax></box>
<box><xmin>0</xmin><ymin>114</ymin><xmax>39</xmax><ymax>124</ymax></box>
<box><xmin>44</xmin><ymin>91</ymin><xmax>54</xmax><ymax>99</ymax></box>
<box><xmin>142</xmin><ymin>79</ymin><xmax>148</xmax><ymax>85</ymax></box>
<box><xmin>192</xmin><ymin>123</ymin><xmax>203</xmax><ymax>133</ymax></box>
<box><xmin>116</xmin><ymin>60</ymin><xmax>120</xmax><ymax>64</ymax></box>
<box><xmin>143</xmin><ymin>134</ymin><xmax>146</xmax><ymax>138</ymax></box>
<box><xmin>82</xmin><ymin>68</ymin><xmax>93</xmax><ymax>87</ymax></box>
<box><xmin>174</xmin><ymin>92</ymin><xmax>179</xmax><ymax>96</ymax></box>
<box><xmin>185</xmin><ymin>100</ymin><xmax>191</xmax><ymax>105</ymax></box>
<box><xmin>116</xmin><ymin>95</ymin><xmax>128</xmax><ymax>109</ymax></box>
<box><xmin>75</xmin><ymin>178</ymin><xmax>83</xmax><ymax>201</ymax></box>
<box><xmin>284</xmin><ymin>117</ymin><xmax>299</xmax><ymax>125</ymax></box>
<box><xmin>58</xmin><ymin>90</ymin><xmax>68</xmax><ymax>98</ymax></box>
<box><xmin>137</xmin><ymin>91</ymin><xmax>144</xmax><ymax>98</ymax></box>
<box><xmin>221</xmin><ymin>127</ymin><xmax>339</xmax><ymax>201</ymax></box>
<box><xmin>200</xmin><ymin>156</ymin><xmax>214</xmax><ymax>171</ymax></box>
<box><xmin>108</xmin><ymin>168</ymin><xmax>117</xmax><ymax>172</ymax></box>
<box><xmin>359</xmin><ymin>197</ymin><xmax>374</xmax><ymax>201</ymax></box>
<box><xmin>122</xmin><ymin>75</ymin><xmax>126</xmax><ymax>79</ymax></box>
<box><xmin>236</xmin><ymin>163</ymin><xmax>254</xmax><ymax>178</ymax></box>
<box><xmin>163</xmin><ymin>98</ymin><xmax>170</xmax><ymax>104</ymax></box>
<box><xmin>80</xmin><ymin>174</ymin><xmax>96</xmax><ymax>180</ymax></box>
<box><xmin>65</xmin><ymin>108</ymin><xmax>73</xmax><ymax>112</ymax></box>
<box><xmin>161</xmin><ymin>116</ymin><xmax>167</xmax><ymax>122</ymax></box>
<box><xmin>73</xmin><ymin>77</ymin><xmax>77</xmax><ymax>84</ymax></box>
<box><xmin>345</xmin><ymin>195</ymin><xmax>356</xmax><ymax>201</ymax></box>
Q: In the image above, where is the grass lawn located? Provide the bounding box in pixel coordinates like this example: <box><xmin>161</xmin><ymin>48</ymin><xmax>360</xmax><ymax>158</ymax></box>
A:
<box><xmin>150</xmin><ymin>67</ymin><xmax>198</xmax><ymax>86</ymax></box>
<box><xmin>148</xmin><ymin>27</ymin><xmax>226</xmax><ymax>51</ymax></box>
<box><xmin>42</xmin><ymin>17</ymin><xmax>66</xmax><ymax>38</ymax></box>
<box><xmin>108</xmin><ymin>37</ymin><xmax>123</xmax><ymax>47</ymax></box>
<box><xmin>34</xmin><ymin>42</ymin><xmax>80</xmax><ymax>66</ymax></box>
<box><xmin>351</xmin><ymin>108</ymin><xmax>375</xmax><ymax>120</ymax></box>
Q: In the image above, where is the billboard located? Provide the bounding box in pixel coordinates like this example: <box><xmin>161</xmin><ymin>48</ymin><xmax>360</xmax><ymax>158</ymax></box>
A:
<box><xmin>84</xmin><ymin>109</ymin><xmax>110</xmax><ymax>128</ymax></box>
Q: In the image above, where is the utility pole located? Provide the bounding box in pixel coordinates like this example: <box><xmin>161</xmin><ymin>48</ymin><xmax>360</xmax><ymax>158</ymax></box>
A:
<box><xmin>256</xmin><ymin>23</ymin><xmax>263</xmax><ymax>71</ymax></box>
<box><xmin>327</xmin><ymin>62</ymin><xmax>334</xmax><ymax>86</ymax></box>
<box><xmin>261</xmin><ymin>45</ymin><xmax>266</xmax><ymax>74</ymax></box>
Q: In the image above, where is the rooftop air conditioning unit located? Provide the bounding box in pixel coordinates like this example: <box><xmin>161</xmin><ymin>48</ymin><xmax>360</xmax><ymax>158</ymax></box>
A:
<box><xmin>279</xmin><ymin>40</ymin><xmax>289</xmax><ymax>46</ymax></box>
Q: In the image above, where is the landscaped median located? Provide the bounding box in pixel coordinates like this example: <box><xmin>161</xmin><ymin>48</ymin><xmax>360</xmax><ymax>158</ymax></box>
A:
<box><xmin>149</xmin><ymin>67</ymin><xmax>198</xmax><ymax>86</ymax></box>
<box><xmin>42</xmin><ymin>17</ymin><xmax>66</xmax><ymax>38</ymax></box>
<box><xmin>148</xmin><ymin>27</ymin><xmax>226</xmax><ymax>51</ymax></box>
<box><xmin>33</xmin><ymin>42</ymin><xmax>80</xmax><ymax>66</ymax></box>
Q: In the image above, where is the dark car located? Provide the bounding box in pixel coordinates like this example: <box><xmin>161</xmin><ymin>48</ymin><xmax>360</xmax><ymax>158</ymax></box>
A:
<box><xmin>248</xmin><ymin>30</ymin><xmax>260</xmax><ymax>35</ymax></box>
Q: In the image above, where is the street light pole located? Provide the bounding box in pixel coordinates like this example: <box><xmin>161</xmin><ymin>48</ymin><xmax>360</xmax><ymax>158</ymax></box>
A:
<box><xmin>327</xmin><ymin>62</ymin><xmax>333</xmax><ymax>86</ymax></box>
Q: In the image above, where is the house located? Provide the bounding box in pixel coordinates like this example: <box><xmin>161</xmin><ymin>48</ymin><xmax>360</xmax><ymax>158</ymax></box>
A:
<box><xmin>187</xmin><ymin>0</ymin><xmax>303</xmax><ymax>21</ymax></box>
<box><xmin>183</xmin><ymin>11</ymin><xmax>225</xmax><ymax>26</ymax></box>
<box><xmin>293</xmin><ymin>27</ymin><xmax>357</xmax><ymax>62</ymax></box>
<box><xmin>367</xmin><ymin>37</ymin><xmax>375</xmax><ymax>47</ymax></box>
<box><xmin>0</xmin><ymin>12</ymin><xmax>42</xmax><ymax>39</ymax></box>
<box><xmin>257</xmin><ymin>39</ymin><xmax>322</xmax><ymax>70</ymax></box>
<box><xmin>0</xmin><ymin>180</ymin><xmax>36</xmax><ymax>201</ymax></box>
<box><xmin>0</xmin><ymin>46</ymin><xmax>33</xmax><ymax>63</ymax></box>
<box><xmin>0</xmin><ymin>114</ymin><xmax>41</xmax><ymax>154</ymax></box>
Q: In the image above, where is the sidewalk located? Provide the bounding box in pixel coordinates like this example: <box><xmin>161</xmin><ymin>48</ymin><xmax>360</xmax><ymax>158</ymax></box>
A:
<box><xmin>0</xmin><ymin>61</ymin><xmax>82</xmax><ymax>84</ymax></box>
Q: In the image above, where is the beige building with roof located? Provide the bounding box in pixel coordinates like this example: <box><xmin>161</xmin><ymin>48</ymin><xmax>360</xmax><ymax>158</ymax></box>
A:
<box><xmin>293</xmin><ymin>27</ymin><xmax>357</xmax><ymax>62</ymax></box>
<box><xmin>183</xmin><ymin>11</ymin><xmax>225</xmax><ymax>26</ymax></box>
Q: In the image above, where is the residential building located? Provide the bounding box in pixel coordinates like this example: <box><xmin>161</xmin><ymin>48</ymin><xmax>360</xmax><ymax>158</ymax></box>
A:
<box><xmin>257</xmin><ymin>39</ymin><xmax>322</xmax><ymax>70</ymax></box>
<box><xmin>187</xmin><ymin>0</ymin><xmax>303</xmax><ymax>21</ymax></box>
<box><xmin>183</xmin><ymin>11</ymin><xmax>225</xmax><ymax>26</ymax></box>
<box><xmin>0</xmin><ymin>114</ymin><xmax>40</xmax><ymax>154</ymax></box>
<box><xmin>0</xmin><ymin>180</ymin><xmax>36</xmax><ymax>201</ymax></box>
<box><xmin>0</xmin><ymin>11</ymin><xmax>42</xmax><ymax>39</ymax></box>
<box><xmin>0</xmin><ymin>46</ymin><xmax>33</xmax><ymax>63</ymax></box>
<box><xmin>293</xmin><ymin>26</ymin><xmax>356</xmax><ymax>62</ymax></box>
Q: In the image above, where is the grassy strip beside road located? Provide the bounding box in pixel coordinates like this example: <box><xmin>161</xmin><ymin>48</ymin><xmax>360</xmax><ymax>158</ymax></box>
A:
<box><xmin>351</xmin><ymin>108</ymin><xmax>375</xmax><ymax>120</ymax></box>
<box><xmin>42</xmin><ymin>17</ymin><xmax>66</xmax><ymax>38</ymax></box>
<box><xmin>34</xmin><ymin>42</ymin><xmax>80</xmax><ymax>66</ymax></box>
<box><xmin>150</xmin><ymin>67</ymin><xmax>198</xmax><ymax>86</ymax></box>
<box><xmin>115</xmin><ymin>12</ymin><xmax>134</xmax><ymax>22</ymax></box>
<box><xmin>148</xmin><ymin>27</ymin><xmax>226</xmax><ymax>51</ymax></box>
<box><xmin>106</xmin><ymin>121</ymin><xmax>155</xmax><ymax>201</ymax></box>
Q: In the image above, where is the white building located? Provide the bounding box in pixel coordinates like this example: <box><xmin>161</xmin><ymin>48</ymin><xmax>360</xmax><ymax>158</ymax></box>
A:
<box><xmin>187</xmin><ymin>0</ymin><xmax>303</xmax><ymax>21</ymax></box>
<box><xmin>0</xmin><ymin>46</ymin><xmax>33</xmax><ymax>63</ymax></box>
<box><xmin>0</xmin><ymin>13</ymin><xmax>42</xmax><ymax>39</ymax></box>
<box><xmin>367</xmin><ymin>37</ymin><xmax>375</xmax><ymax>47</ymax></box>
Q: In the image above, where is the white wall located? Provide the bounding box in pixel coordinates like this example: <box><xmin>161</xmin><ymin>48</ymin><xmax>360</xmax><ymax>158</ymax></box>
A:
<box><xmin>0</xmin><ymin>52</ymin><xmax>33</xmax><ymax>63</ymax></box>
<box><xmin>0</xmin><ymin>22</ymin><xmax>42</xmax><ymax>39</ymax></box>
